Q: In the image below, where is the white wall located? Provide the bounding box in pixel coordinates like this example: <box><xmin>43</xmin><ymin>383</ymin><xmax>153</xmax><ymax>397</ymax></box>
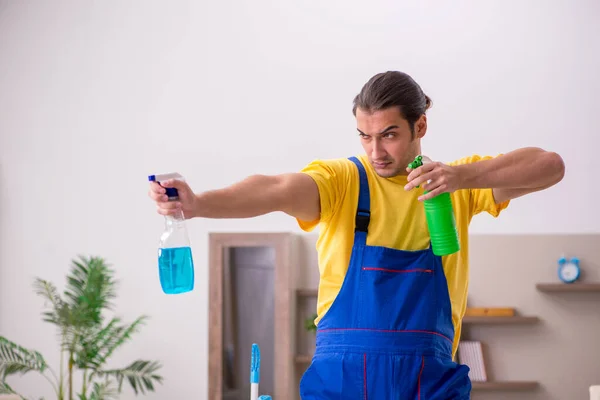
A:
<box><xmin>0</xmin><ymin>0</ymin><xmax>598</xmax><ymax>399</ymax></box>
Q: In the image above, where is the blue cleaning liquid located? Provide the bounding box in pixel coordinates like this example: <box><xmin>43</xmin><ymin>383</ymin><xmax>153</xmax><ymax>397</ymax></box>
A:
<box><xmin>158</xmin><ymin>246</ymin><xmax>195</xmax><ymax>294</ymax></box>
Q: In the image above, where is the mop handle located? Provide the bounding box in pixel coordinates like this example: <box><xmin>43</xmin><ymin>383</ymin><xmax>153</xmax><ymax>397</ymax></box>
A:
<box><xmin>250</xmin><ymin>343</ymin><xmax>260</xmax><ymax>400</ymax></box>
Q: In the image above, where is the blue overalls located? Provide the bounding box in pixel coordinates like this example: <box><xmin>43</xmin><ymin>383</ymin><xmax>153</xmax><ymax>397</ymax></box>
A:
<box><xmin>299</xmin><ymin>157</ymin><xmax>471</xmax><ymax>400</ymax></box>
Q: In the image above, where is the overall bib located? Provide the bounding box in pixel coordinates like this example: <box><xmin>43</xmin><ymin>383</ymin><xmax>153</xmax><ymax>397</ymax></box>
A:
<box><xmin>299</xmin><ymin>157</ymin><xmax>471</xmax><ymax>400</ymax></box>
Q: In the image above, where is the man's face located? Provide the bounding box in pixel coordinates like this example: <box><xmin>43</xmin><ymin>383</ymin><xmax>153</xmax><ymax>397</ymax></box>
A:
<box><xmin>356</xmin><ymin>107</ymin><xmax>427</xmax><ymax>178</ymax></box>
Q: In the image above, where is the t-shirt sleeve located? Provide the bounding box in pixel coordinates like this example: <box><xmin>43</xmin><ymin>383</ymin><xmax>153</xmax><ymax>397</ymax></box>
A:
<box><xmin>449</xmin><ymin>154</ymin><xmax>511</xmax><ymax>218</ymax></box>
<box><xmin>295</xmin><ymin>158</ymin><xmax>352</xmax><ymax>232</ymax></box>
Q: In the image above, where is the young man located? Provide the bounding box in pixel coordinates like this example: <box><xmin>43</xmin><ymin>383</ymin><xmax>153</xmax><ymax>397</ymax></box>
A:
<box><xmin>148</xmin><ymin>71</ymin><xmax>565</xmax><ymax>399</ymax></box>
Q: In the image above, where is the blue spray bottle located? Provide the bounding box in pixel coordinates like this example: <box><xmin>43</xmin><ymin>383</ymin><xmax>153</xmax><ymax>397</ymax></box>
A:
<box><xmin>148</xmin><ymin>172</ymin><xmax>195</xmax><ymax>294</ymax></box>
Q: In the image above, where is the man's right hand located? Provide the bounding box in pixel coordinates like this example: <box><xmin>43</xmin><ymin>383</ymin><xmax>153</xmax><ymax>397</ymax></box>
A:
<box><xmin>148</xmin><ymin>178</ymin><xmax>199</xmax><ymax>218</ymax></box>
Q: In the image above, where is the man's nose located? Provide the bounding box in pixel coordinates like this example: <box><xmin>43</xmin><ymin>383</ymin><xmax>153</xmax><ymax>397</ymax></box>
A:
<box><xmin>371</xmin><ymin>139</ymin><xmax>385</xmax><ymax>159</ymax></box>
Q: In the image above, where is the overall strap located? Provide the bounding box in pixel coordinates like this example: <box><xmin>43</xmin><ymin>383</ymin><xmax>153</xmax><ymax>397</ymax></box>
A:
<box><xmin>348</xmin><ymin>157</ymin><xmax>370</xmax><ymax>246</ymax></box>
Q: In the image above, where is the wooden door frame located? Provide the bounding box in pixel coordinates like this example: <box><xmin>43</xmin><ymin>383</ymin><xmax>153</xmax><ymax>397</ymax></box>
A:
<box><xmin>208</xmin><ymin>232</ymin><xmax>293</xmax><ymax>400</ymax></box>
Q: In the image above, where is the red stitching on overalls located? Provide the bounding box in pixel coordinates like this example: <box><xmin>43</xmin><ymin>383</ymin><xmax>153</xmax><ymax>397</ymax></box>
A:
<box><xmin>362</xmin><ymin>267</ymin><xmax>433</xmax><ymax>273</ymax></box>
<box><xmin>418</xmin><ymin>355</ymin><xmax>424</xmax><ymax>399</ymax></box>
<box><xmin>317</xmin><ymin>328</ymin><xmax>453</xmax><ymax>344</ymax></box>
<box><xmin>363</xmin><ymin>353</ymin><xmax>368</xmax><ymax>400</ymax></box>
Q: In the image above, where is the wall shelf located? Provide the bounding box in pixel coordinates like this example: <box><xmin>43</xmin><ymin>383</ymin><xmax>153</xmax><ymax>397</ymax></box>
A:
<box><xmin>472</xmin><ymin>381</ymin><xmax>539</xmax><ymax>391</ymax></box>
<box><xmin>462</xmin><ymin>316</ymin><xmax>540</xmax><ymax>324</ymax></box>
<box><xmin>536</xmin><ymin>282</ymin><xmax>600</xmax><ymax>292</ymax></box>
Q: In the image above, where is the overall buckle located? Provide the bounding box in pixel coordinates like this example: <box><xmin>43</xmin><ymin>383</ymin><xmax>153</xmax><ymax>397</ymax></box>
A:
<box><xmin>355</xmin><ymin>210</ymin><xmax>370</xmax><ymax>232</ymax></box>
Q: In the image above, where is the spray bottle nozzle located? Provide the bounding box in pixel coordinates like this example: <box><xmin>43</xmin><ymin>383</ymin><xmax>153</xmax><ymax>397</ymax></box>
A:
<box><xmin>148</xmin><ymin>173</ymin><xmax>182</xmax><ymax>200</ymax></box>
<box><xmin>407</xmin><ymin>155</ymin><xmax>424</xmax><ymax>170</ymax></box>
<box><xmin>407</xmin><ymin>155</ymin><xmax>434</xmax><ymax>189</ymax></box>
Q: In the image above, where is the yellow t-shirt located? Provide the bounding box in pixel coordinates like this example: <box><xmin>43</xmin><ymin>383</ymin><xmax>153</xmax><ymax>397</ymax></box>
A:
<box><xmin>296</xmin><ymin>153</ymin><xmax>510</xmax><ymax>358</ymax></box>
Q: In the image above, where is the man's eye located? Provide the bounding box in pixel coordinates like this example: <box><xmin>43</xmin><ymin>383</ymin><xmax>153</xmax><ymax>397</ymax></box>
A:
<box><xmin>384</xmin><ymin>133</ymin><xmax>395</xmax><ymax>138</ymax></box>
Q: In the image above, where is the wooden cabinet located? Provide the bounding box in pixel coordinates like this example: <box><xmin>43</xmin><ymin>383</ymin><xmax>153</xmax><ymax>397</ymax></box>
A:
<box><xmin>208</xmin><ymin>232</ymin><xmax>294</xmax><ymax>400</ymax></box>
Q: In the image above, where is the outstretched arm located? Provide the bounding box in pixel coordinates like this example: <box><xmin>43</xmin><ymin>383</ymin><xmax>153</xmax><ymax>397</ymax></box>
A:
<box><xmin>405</xmin><ymin>147</ymin><xmax>565</xmax><ymax>203</ymax></box>
<box><xmin>457</xmin><ymin>148</ymin><xmax>565</xmax><ymax>203</ymax></box>
<box><xmin>149</xmin><ymin>173</ymin><xmax>321</xmax><ymax>221</ymax></box>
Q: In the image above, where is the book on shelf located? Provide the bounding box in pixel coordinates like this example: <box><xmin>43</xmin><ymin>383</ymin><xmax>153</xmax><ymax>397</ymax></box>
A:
<box><xmin>458</xmin><ymin>340</ymin><xmax>487</xmax><ymax>382</ymax></box>
<box><xmin>464</xmin><ymin>307</ymin><xmax>515</xmax><ymax>317</ymax></box>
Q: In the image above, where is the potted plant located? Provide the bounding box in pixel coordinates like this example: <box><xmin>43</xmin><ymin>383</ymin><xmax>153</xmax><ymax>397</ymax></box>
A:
<box><xmin>0</xmin><ymin>255</ymin><xmax>163</xmax><ymax>400</ymax></box>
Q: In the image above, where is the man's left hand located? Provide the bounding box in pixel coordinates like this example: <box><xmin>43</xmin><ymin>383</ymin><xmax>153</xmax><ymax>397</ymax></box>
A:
<box><xmin>404</xmin><ymin>162</ymin><xmax>462</xmax><ymax>201</ymax></box>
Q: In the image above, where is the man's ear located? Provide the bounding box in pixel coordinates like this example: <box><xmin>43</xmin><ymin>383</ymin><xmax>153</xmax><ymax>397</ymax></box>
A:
<box><xmin>414</xmin><ymin>114</ymin><xmax>427</xmax><ymax>139</ymax></box>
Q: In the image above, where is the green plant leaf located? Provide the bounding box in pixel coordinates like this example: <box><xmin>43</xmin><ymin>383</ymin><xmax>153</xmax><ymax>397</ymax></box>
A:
<box><xmin>0</xmin><ymin>337</ymin><xmax>47</xmax><ymax>379</ymax></box>
<box><xmin>88</xmin><ymin>381</ymin><xmax>118</xmax><ymax>400</ymax></box>
<box><xmin>0</xmin><ymin>381</ymin><xmax>22</xmax><ymax>397</ymax></box>
<box><xmin>74</xmin><ymin>316</ymin><xmax>147</xmax><ymax>371</ymax></box>
<box><xmin>304</xmin><ymin>313</ymin><xmax>317</xmax><ymax>333</ymax></box>
<box><xmin>99</xmin><ymin>360</ymin><xmax>163</xmax><ymax>395</ymax></box>
<box><xmin>64</xmin><ymin>256</ymin><xmax>117</xmax><ymax>329</ymax></box>
<box><xmin>33</xmin><ymin>278</ymin><xmax>74</xmax><ymax>354</ymax></box>
<box><xmin>33</xmin><ymin>279</ymin><xmax>69</xmax><ymax>327</ymax></box>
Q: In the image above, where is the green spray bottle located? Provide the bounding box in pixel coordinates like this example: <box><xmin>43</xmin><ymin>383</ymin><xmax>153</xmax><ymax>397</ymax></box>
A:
<box><xmin>407</xmin><ymin>155</ymin><xmax>460</xmax><ymax>256</ymax></box>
